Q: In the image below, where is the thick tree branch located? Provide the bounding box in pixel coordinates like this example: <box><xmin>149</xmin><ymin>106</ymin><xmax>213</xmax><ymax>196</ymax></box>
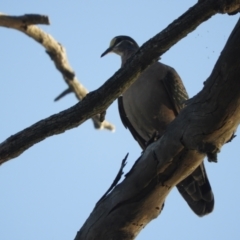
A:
<box><xmin>75</xmin><ymin>14</ymin><xmax>240</xmax><ymax>240</ymax></box>
<box><xmin>0</xmin><ymin>13</ymin><xmax>115</xmax><ymax>131</ymax></box>
<box><xmin>0</xmin><ymin>0</ymin><xmax>239</xmax><ymax>164</ymax></box>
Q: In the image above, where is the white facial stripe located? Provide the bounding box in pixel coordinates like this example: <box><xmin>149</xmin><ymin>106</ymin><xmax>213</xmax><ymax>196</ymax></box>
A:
<box><xmin>113</xmin><ymin>39</ymin><xmax>134</xmax><ymax>48</ymax></box>
<box><xmin>115</xmin><ymin>41</ymin><xmax>122</xmax><ymax>47</ymax></box>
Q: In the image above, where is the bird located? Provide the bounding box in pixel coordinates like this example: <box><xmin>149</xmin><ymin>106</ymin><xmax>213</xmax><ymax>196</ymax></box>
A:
<box><xmin>101</xmin><ymin>35</ymin><xmax>214</xmax><ymax>216</ymax></box>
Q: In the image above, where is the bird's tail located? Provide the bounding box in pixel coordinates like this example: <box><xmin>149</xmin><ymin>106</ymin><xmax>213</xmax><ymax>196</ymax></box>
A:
<box><xmin>176</xmin><ymin>163</ymin><xmax>214</xmax><ymax>216</ymax></box>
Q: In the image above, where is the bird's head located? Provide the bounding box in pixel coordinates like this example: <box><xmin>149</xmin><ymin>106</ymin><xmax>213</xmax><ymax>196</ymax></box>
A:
<box><xmin>101</xmin><ymin>35</ymin><xmax>139</xmax><ymax>57</ymax></box>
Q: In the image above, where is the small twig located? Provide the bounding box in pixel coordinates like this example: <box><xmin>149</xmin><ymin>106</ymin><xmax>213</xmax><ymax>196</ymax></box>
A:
<box><xmin>54</xmin><ymin>88</ymin><xmax>72</xmax><ymax>101</ymax></box>
<box><xmin>99</xmin><ymin>110</ymin><xmax>106</xmax><ymax>122</ymax></box>
<box><xmin>96</xmin><ymin>153</ymin><xmax>128</xmax><ymax>205</ymax></box>
<box><xmin>226</xmin><ymin>133</ymin><xmax>236</xmax><ymax>143</ymax></box>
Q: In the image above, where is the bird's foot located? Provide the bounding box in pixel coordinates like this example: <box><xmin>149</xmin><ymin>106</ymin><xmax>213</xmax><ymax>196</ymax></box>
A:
<box><xmin>146</xmin><ymin>131</ymin><xmax>161</xmax><ymax>147</ymax></box>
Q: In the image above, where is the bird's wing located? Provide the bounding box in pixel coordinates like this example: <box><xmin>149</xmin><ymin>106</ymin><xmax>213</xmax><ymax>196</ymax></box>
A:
<box><xmin>161</xmin><ymin>66</ymin><xmax>189</xmax><ymax>114</ymax></box>
<box><xmin>118</xmin><ymin>96</ymin><xmax>146</xmax><ymax>149</ymax></box>
<box><xmin>161</xmin><ymin>65</ymin><xmax>214</xmax><ymax>216</ymax></box>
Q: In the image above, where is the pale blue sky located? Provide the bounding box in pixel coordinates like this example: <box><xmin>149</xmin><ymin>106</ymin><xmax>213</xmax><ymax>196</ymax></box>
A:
<box><xmin>0</xmin><ymin>1</ymin><xmax>239</xmax><ymax>239</ymax></box>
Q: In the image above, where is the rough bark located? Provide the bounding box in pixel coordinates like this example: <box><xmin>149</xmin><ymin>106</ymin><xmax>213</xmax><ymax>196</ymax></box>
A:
<box><xmin>0</xmin><ymin>13</ymin><xmax>115</xmax><ymax>132</ymax></box>
<box><xmin>1</xmin><ymin>0</ymin><xmax>238</xmax><ymax>164</ymax></box>
<box><xmin>74</xmin><ymin>15</ymin><xmax>240</xmax><ymax>240</ymax></box>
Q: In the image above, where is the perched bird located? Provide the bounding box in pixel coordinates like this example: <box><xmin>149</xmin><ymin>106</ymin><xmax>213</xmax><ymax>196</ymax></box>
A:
<box><xmin>101</xmin><ymin>35</ymin><xmax>214</xmax><ymax>216</ymax></box>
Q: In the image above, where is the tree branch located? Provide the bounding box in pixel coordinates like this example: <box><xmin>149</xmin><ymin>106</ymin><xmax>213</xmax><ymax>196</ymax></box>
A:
<box><xmin>0</xmin><ymin>13</ymin><xmax>50</xmax><ymax>26</ymax></box>
<box><xmin>75</xmin><ymin>13</ymin><xmax>240</xmax><ymax>240</ymax></box>
<box><xmin>0</xmin><ymin>13</ymin><xmax>115</xmax><ymax>131</ymax></box>
<box><xmin>0</xmin><ymin>0</ymin><xmax>239</xmax><ymax>164</ymax></box>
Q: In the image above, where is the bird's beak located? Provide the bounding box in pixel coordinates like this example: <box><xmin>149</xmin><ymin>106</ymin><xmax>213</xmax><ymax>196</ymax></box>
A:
<box><xmin>100</xmin><ymin>46</ymin><xmax>114</xmax><ymax>57</ymax></box>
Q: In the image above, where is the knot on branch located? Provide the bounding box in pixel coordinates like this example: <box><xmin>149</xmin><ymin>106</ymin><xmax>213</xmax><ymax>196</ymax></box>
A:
<box><xmin>216</xmin><ymin>0</ymin><xmax>240</xmax><ymax>14</ymax></box>
<box><xmin>46</xmin><ymin>49</ymin><xmax>75</xmax><ymax>80</ymax></box>
<box><xmin>197</xmin><ymin>142</ymin><xmax>219</xmax><ymax>162</ymax></box>
<box><xmin>22</xmin><ymin>14</ymin><xmax>50</xmax><ymax>25</ymax></box>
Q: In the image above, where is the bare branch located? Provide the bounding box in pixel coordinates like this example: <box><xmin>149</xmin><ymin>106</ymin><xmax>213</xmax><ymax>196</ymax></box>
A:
<box><xmin>54</xmin><ymin>88</ymin><xmax>72</xmax><ymax>101</ymax></box>
<box><xmin>97</xmin><ymin>153</ymin><xmax>128</xmax><ymax>205</ymax></box>
<box><xmin>0</xmin><ymin>13</ymin><xmax>50</xmax><ymax>26</ymax></box>
<box><xmin>0</xmin><ymin>13</ymin><xmax>115</xmax><ymax>131</ymax></box>
<box><xmin>75</xmin><ymin>14</ymin><xmax>240</xmax><ymax>240</ymax></box>
<box><xmin>0</xmin><ymin>0</ymin><xmax>239</xmax><ymax>164</ymax></box>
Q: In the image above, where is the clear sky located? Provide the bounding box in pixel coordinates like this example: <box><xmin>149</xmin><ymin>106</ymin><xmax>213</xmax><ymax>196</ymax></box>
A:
<box><xmin>0</xmin><ymin>1</ymin><xmax>239</xmax><ymax>240</ymax></box>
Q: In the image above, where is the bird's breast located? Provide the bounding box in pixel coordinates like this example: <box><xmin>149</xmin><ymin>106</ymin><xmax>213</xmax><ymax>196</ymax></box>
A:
<box><xmin>122</xmin><ymin>64</ymin><xmax>176</xmax><ymax>141</ymax></box>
